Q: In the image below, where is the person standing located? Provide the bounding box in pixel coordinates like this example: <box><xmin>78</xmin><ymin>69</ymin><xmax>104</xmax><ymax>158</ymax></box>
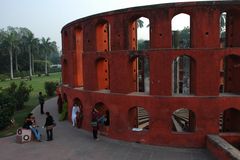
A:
<box><xmin>91</xmin><ymin>108</ymin><xmax>99</xmax><ymax>140</ymax></box>
<box><xmin>44</xmin><ymin>112</ymin><xmax>54</xmax><ymax>141</ymax></box>
<box><xmin>38</xmin><ymin>92</ymin><xmax>45</xmax><ymax>114</ymax></box>
<box><xmin>71</xmin><ymin>103</ymin><xmax>80</xmax><ymax>127</ymax></box>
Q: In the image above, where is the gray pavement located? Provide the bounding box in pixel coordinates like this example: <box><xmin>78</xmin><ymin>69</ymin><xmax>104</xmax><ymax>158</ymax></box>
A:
<box><xmin>0</xmin><ymin>97</ymin><xmax>216</xmax><ymax>160</ymax></box>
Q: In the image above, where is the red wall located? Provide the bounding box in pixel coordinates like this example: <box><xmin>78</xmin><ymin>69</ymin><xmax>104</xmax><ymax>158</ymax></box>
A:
<box><xmin>61</xmin><ymin>1</ymin><xmax>240</xmax><ymax>148</ymax></box>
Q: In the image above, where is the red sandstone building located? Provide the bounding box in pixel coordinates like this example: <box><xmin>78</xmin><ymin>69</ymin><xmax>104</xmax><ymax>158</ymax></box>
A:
<box><xmin>61</xmin><ymin>0</ymin><xmax>240</xmax><ymax>154</ymax></box>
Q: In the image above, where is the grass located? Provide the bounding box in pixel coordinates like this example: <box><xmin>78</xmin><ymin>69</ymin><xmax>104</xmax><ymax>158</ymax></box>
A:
<box><xmin>0</xmin><ymin>72</ymin><xmax>61</xmax><ymax>137</ymax></box>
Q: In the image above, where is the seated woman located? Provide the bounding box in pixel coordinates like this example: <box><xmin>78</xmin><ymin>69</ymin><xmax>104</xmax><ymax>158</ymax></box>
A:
<box><xmin>23</xmin><ymin>113</ymin><xmax>41</xmax><ymax>142</ymax></box>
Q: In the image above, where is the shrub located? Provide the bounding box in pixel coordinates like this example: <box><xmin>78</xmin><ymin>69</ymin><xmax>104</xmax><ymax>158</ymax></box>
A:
<box><xmin>0</xmin><ymin>91</ymin><xmax>15</xmax><ymax>130</ymax></box>
<box><xmin>14</xmin><ymin>71</ymin><xmax>29</xmax><ymax>79</ymax></box>
<box><xmin>59</xmin><ymin>102</ymin><xmax>68</xmax><ymax>121</ymax></box>
<box><xmin>49</xmin><ymin>67</ymin><xmax>61</xmax><ymax>73</ymax></box>
<box><xmin>0</xmin><ymin>74</ymin><xmax>9</xmax><ymax>81</ymax></box>
<box><xmin>4</xmin><ymin>81</ymin><xmax>33</xmax><ymax>110</ymax></box>
<box><xmin>45</xmin><ymin>81</ymin><xmax>58</xmax><ymax>97</ymax></box>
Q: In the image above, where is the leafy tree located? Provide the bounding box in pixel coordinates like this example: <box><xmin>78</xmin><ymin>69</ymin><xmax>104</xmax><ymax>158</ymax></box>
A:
<box><xmin>179</xmin><ymin>27</ymin><xmax>190</xmax><ymax>48</ymax></box>
<box><xmin>41</xmin><ymin>37</ymin><xmax>58</xmax><ymax>75</ymax></box>
<box><xmin>0</xmin><ymin>91</ymin><xmax>15</xmax><ymax>130</ymax></box>
<box><xmin>45</xmin><ymin>81</ymin><xmax>58</xmax><ymax>96</ymax></box>
<box><xmin>172</xmin><ymin>27</ymin><xmax>190</xmax><ymax>49</ymax></box>
<box><xmin>0</xmin><ymin>26</ymin><xmax>60</xmax><ymax>78</ymax></box>
<box><xmin>1</xmin><ymin>27</ymin><xmax>20</xmax><ymax>79</ymax></box>
<box><xmin>137</xmin><ymin>19</ymin><xmax>144</xmax><ymax>28</ymax></box>
<box><xmin>22</xmin><ymin>30</ymin><xmax>39</xmax><ymax>78</ymax></box>
<box><xmin>4</xmin><ymin>81</ymin><xmax>33</xmax><ymax>110</ymax></box>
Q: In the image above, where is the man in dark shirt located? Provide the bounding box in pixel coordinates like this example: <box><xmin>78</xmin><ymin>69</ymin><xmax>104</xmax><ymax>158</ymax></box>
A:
<box><xmin>38</xmin><ymin>92</ymin><xmax>45</xmax><ymax>114</ymax></box>
<box><xmin>44</xmin><ymin>112</ymin><xmax>54</xmax><ymax>141</ymax></box>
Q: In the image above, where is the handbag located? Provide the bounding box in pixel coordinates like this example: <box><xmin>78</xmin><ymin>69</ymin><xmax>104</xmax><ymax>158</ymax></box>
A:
<box><xmin>46</xmin><ymin>123</ymin><xmax>56</xmax><ymax>130</ymax></box>
<box><xmin>90</xmin><ymin>121</ymin><xmax>98</xmax><ymax>127</ymax></box>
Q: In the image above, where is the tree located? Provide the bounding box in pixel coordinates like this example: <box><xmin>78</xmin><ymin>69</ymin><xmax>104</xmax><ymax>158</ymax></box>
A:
<box><xmin>22</xmin><ymin>30</ymin><xmax>39</xmax><ymax>78</ymax></box>
<box><xmin>41</xmin><ymin>37</ymin><xmax>58</xmax><ymax>75</ymax></box>
<box><xmin>0</xmin><ymin>91</ymin><xmax>15</xmax><ymax>130</ymax></box>
<box><xmin>0</xmin><ymin>26</ymin><xmax>60</xmax><ymax>77</ymax></box>
<box><xmin>4</xmin><ymin>81</ymin><xmax>33</xmax><ymax>110</ymax></box>
<box><xmin>179</xmin><ymin>27</ymin><xmax>190</xmax><ymax>48</ymax></box>
<box><xmin>1</xmin><ymin>27</ymin><xmax>19</xmax><ymax>79</ymax></box>
<box><xmin>137</xmin><ymin>19</ymin><xmax>144</xmax><ymax>28</ymax></box>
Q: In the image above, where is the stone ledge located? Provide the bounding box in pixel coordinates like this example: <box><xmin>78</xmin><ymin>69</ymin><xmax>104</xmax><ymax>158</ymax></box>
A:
<box><xmin>207</xmin><ymin>135</ymin><xmax>240</xmax><ymax>160</ymax></box>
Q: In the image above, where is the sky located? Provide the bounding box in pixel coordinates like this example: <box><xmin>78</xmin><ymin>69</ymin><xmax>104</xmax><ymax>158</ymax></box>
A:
<box><xmin>0</xmin><ymin>0</ymin><xmax>207</xmax><ymax>49</ymax></box>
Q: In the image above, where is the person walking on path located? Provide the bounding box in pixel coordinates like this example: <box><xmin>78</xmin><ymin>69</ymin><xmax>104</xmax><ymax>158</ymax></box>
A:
<box><xmin>44</xmin><ymin>112</ymin><xmax>55</xmax><ymax>141</ymax></box>
<box><xmin>39</xmin><ymin>92</ymin><xmax>45</xmax><ymax>114</ymax></box>
<box><xmin>91</xmin><ymin>108</ymin><xmax>99</xmax><ymax>140</ymax></box>
<box><xmin>71</xmin><ymin>103</ymin><xmax>80</xmax><ymax>127</ymax></box>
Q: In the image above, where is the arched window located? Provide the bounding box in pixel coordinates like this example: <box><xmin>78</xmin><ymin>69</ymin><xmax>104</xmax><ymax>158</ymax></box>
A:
<box><xmin>96</xmin><ymin>58</ymin><xmax>109</xmax><ymax>90</ymax></box>
<box><xmin>219</xmin><ymin>108</ymin><xmax>240</xmax><ymax>133</ymax></box>
<box><xmin>129</xmin><ymin>17</ymin><xmax>150</xmax><ymax>50</ymax></box>
<box><xmin>220</xmin><ymin>55</ymin><xmax>240</xmax><ymax>94</ymax></box>
<box><xmin>128</xmin><ymin>106</ymin><xmax>149</xmax><ymax>131</ymax></box>
<box><xmin>172</xmin><ymin>55</ymin><xmax>195</xmax><ymax>95</ymax></box>
<box><xmin>72</xmin><ymin>98</ymin><xmax>83</xmax><ymax>128</ymax></box>
<box><xmin>172</xmin><ymin>108</ymin><xmax>195</xmax><ymax>132</ymax></box>
<box><xmin>74</xmin><ymin>27</ymin><xmax>84</xmax><ymax>87</ymax></box>
<box><xmin>130</xmin><ymin>56</ymin><xmax>149</xmax><ymax>93</ymax></box>
<box><xmin>93</xmin><ymin>102</ymin><xmax>110</xmax><ymax>134</ymax></box>
<box><xmin>171</xmin><ymin>13</ymin><xmax>190</xmax><ymax>49</ymax></box>
<box><xmin>96</xmin><ymin>20</ymin><xmax>110</xmax><ymax>52</ymax></box>
<box><xmin>220</xmin><ymin>12</ymin><xmax>227</xmax><ymax>48</ymax></box>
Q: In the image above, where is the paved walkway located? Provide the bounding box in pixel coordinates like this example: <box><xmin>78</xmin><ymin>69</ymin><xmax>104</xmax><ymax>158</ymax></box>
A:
<box><xmin>0</xmin><ymin>97</ymin><xmax>216</xmax><ymax>160</ymax></box>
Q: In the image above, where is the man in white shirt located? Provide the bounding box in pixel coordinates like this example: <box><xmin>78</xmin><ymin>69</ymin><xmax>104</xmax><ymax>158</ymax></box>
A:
<box><xmin>71</xmin><ymin>104</ymin><xmax>80</xmax><ymax>127</ymax></box>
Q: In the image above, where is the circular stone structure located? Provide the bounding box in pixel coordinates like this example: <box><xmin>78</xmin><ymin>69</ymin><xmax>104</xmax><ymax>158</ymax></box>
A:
<box><xmin>61</xmin><ymin>1</ymin><xmax>240</xmax><ymax>148</ymax></box>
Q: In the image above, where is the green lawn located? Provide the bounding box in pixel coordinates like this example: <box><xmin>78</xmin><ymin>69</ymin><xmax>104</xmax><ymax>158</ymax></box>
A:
<box><xmin>0</xmin><ymin>72</ymin><xmax>61</xmax><ymax>137</ymax></box>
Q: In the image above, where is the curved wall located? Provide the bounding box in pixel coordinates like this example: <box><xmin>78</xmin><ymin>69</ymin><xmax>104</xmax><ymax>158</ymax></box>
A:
<box><xmin>61</xmin><ymin>1</ymin><xmax>240</xmax><ymax>147</ymax></box>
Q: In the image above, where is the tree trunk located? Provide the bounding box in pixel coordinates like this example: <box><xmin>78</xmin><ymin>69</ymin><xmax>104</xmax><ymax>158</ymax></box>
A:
<box><xmin>28</xmin><ymin>46</ymin><xmax>32</xmax><ymax>78</ymax></box>
<box><xmin>9</xmin><ymin>47</ymin><xmax>14</xmax><ymax>80</ymax></box>
<box><xmin>15</xmin><ymin>52</ymin><xmax>19</xmax><ymax>72</ymax></box>
<box><xmin>32</xmin><ymin>54</ymin><xmax>34</xmax><ymax>74</ymax></box>
<box><xmin>45</xmin><ymin>53</ymin><xmax>48</xmax><ymax>75</ymax></box>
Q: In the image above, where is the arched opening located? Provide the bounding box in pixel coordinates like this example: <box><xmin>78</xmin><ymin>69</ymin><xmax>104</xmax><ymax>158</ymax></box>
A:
<box><xmin>63</xmin><ymin>31</ymin><xmax>69</xmax><ymax>51</ymax></box>
<box><xmin>62</xmin><ymin>59</ymin><xmax>68</xmax><ymax>84</ymax></box>
<box><xmin>131</xmin><ymin>56</ymin><xmax>150</xmax><ymax>93</ymax></box>
<box><xmin>96</xmin><ymin>58</ymin><xmax>109</xmax><ymax>90</ymax></box>
<box><xmin>220</xmin><ymin>55</ymin><xmax>240</xmax><ymax>94</ymax></box>
<box><xmin>93</xmin><ymin>102</ymin><xmax>110</xmax><ymax>135</ymax></box>
<box><xmin>137</xmin><ymin>17</ymin><xmax>150</xmax><ymax>50</ymax></box>
<box><xmin>171</xmin><ymin>13</ymin><xmax>190</xmax><ymax>49</ymax></box>
<box><xmin>172</xmin><ymin>55</ymin><xmax>195</xmax><ymax>95</ymax></box>
<box><xmin>74</xmin><ymin>27</ymin><xmax>84</xmax><ymax>87</ymax></box>
<box><xmin>128</xmin><ymin>106</ymin><xmax>149</xmax><ymax>131</ymax></box>
<box><xmin>219</xmin><ymin>108</ymin><xmax>240</xmax><ymax>133</ymax></box>
<box><xmin>72</xmin><ymin>98</ymin><xmax>83</xmax><ymax>128</ymax></box>
<box><xmin>172</xmin><ymin>108</ymin><xmax>195</xmax><ymax>132</ymax></box>
<box><xmin>129</xmin><ymin>16</ymin><xmax>150</xmax><ymax>50</ymax></box>
<box><xmin>96</xmin><ymin>20</ymin><xmax>110</xmax><ymax>52</ymax></box>
<box><xmin>220</xmin><ymin>12</ymin><xmax>227</xmax><ymax>48</ymax></box>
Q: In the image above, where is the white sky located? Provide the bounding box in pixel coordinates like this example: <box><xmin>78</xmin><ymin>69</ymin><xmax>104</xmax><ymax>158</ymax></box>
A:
<box><xmin>0</xmin><ymin>0</ymin><xmax>207</xmax><ymax>49</ymax></box>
